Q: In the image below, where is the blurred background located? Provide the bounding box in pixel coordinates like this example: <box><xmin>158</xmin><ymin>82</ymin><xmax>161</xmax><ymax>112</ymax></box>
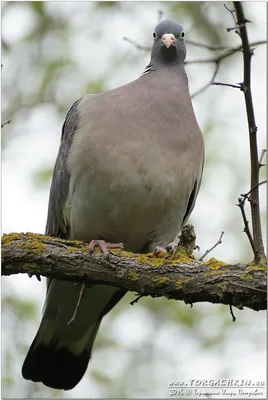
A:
<box><xmin>2</xmin><ymin>1</ymin><xmax>266</xmax><ymax>398</ymax></box>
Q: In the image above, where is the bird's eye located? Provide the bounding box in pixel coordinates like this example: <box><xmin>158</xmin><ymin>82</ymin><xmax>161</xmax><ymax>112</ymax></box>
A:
<box><xmin>153</xmin><ymin>32</ymin><xmax>156</xmax><ymax>38</ymax></box>
<box><xmin>180</xmin><ymin>31</ymin><xmax>185</xmax><ymax>39</ymax></box>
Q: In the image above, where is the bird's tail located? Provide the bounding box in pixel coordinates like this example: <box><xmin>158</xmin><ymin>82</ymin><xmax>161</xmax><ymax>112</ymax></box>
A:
<box><xmin>22</xmin><ymin>279</ymin><xmax>126</xmax><ymax>390</ymax></box>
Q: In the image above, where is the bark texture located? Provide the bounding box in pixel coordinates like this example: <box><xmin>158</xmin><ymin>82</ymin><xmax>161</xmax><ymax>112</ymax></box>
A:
<box><xmin>2</xmin><ymin>233</ymin><xmax>267</xmax><ymax>311</ymax></box>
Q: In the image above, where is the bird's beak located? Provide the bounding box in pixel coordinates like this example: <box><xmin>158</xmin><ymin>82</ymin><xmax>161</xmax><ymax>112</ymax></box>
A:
<box><xmin>161</xmin><ymin>33</ymin><xmax>176</xmax><ymax>48</ymax></box>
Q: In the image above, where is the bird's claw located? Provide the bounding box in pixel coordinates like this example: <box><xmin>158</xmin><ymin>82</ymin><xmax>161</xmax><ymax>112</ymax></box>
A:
<box><xmin>166</xmin><ymin>242</ymin><xmax>178</xmax><ymax>255</ymax></box>
<box><xmin>88</xmin><ymin>239</ymin><xmax>127</xmax><ymax>261</ymax></box>
<box><xmin>153</xmin><ymin>241</ymin><xmax>178</xmax><ymax>258</ymax></box>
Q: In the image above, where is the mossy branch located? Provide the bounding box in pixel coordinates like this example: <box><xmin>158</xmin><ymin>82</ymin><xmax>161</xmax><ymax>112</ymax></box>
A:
<box><xmin>2</xmin><ymin>233</ymin><xmax>267</xmax><ymax>311</ymax></box>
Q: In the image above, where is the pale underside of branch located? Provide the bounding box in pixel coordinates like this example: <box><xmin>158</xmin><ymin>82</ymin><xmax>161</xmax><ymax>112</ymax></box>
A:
<box><xmin>2</xmin><ymin>233</ymin><xmax>266</xmax><ymax>312</ymax></box>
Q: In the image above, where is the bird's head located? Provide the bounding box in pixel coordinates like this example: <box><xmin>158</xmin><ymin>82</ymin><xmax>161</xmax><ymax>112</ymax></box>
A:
<box><xmin>149</xmin><ymin>20</ymin><xmax>186</xmax><ymax>67</ymax></box>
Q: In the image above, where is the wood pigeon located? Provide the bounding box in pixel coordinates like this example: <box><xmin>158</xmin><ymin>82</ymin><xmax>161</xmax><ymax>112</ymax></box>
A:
<box><xmin>22</xmin><ymin>19</ymin><xmax>204</xmax><ymax>390</ymax></box>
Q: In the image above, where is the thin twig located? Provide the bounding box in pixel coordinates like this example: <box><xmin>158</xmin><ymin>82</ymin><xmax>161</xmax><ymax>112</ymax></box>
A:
<box><xmin>229</xmin><ymin>304</ymin><xmax>236</xmax><ymax>322</ymax></box>
<box><xmin>199</xmin><ymin>231</ymin><xmax>225</xmax><ymax>262</ymax></box>
<box><xmin>225</xmin><ymin>3</ymin><xmax>241</xmax><ymax>36</ymax></box>
<box><xmin>67</xmin><ymin>281</ymin><xmax>86</xmax><ymax>325</ymax></box>
<box><xmin>122</xmin><ymin>36</ymin><xmax>150</xmax><ymax>52</ymax></box>
<box><xmin>233</xmin><ymin>2</ymin><xmax>266</xmax><ymax>262</ymax></box>
<box><xmin>191</xmin><ymin>62</ymin><xmax>219</xmax><ymax>99</ymax></box>
<box><xmin>227</xmin><ymin>24</ymin><xmax>246</xmax><ymax>33</ymax></box>
<box><xmin>242</xmin><ymin>180</ymin><xmax>267</xmax><ymax>200</ymax></box>
<box><xmin>185</xmin><ymin>39</ymin><xmax>230</xmax><ymax>51</ymax></box>
<box><xmin>130</xmin><ymin>294</ymin><xmax>143</xmax><ymax>306</ymax></box>
<box><xmin>158</xmin><ymin>10</ymin><xmax>164</xmax><ymax>23</ymax></box>
<box><xmin>212</xmin><ymin>82</ymin><xmax>242</xmax><ymax>90</ymax></box>
<box><xmin>188</xmin><ymin>40</ymin><xmax>265</xmax><ymax>98</ymax></box>
<box><xmin>237</xmin><ymin>197</ymin><xmax>256</xmax><ymax>254</ymax></box>
<box><xmin>185</xmin><ymin>41</ymin><xmax>266</xmax><ymax>65</ymax></box>
<box><xmin>259</xmin><ymin>149</ymin><xmax>267</xmax><ymax>169</ymax></box>
<box><xmin>224</xmin><ymin>3</ymin><xmax>236</xmax><ymax>22</ymax></box>
<box><xmin>1</xmin><ymin>119</ymin><xmax>11</xmax><ymax>128</ymax></box>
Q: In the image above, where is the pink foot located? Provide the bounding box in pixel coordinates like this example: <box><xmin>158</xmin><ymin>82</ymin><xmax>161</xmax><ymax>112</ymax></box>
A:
<box><xmin>88</xmin><ymin>239</ymin><xmax>127</xmax><ymax>260</ymax></box>
<box><xmin>153</xmin><ymin>241</ymin><xmax>178</xmax><ymax>257</ymax></box>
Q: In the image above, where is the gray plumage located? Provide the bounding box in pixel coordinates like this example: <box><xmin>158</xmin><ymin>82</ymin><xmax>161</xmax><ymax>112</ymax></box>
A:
<box><xmin>22</xmin><ymin>20</ymin><xmax>204</xmax><ymax>390</ymax></box>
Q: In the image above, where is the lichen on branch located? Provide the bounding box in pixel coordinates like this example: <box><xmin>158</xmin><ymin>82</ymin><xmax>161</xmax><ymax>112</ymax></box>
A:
<box><xmin>2</xmin><ymin>233</ymin><xmax>266</xmax><ymax>311</ymax></box>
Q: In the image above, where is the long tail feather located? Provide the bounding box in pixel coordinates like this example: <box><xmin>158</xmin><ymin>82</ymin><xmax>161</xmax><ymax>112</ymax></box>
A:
<box><xmin>22</xmin><ymin>280</ymin><xmax>126</xmax><ymax>390</ymax></box>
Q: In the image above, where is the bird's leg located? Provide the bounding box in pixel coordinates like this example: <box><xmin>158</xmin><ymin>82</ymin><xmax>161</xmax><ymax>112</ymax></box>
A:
<box><xmin>88</xmin><ymin>239</ymin><xmax>127</xmax><ymax>260</ymax></box>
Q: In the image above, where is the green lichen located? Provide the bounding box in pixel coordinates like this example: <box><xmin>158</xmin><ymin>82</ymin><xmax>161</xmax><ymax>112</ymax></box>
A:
<box><xmin>128</xmin><ymin>271</ymin><xmax>139</xmax><ymax>281</ymax></box>
<box><xmin>173</xmin><ymin>247</ymin><xmax>196</xmax><ymax>264</ymax></box>
<box><xmin>184</xmin><ymin>277</ymin><xmax>194</xmax><ymax>284</ymax></box>
<box><xmin>2</xmin><ymin>232</ymin><xmax>45</xmax><ymax>255</ymax></box>
<box><xmin>217</xmin><ymin>283</ymin><xmax>228</xmax><ymax>299</ymax></box>
<box><xmin>151</xmin><ymin>276</ymin><xmax>169</xmax><ymax>287</ymax></box>
<box><xmin>2</xmin><ymin>232</ymin><xmax>25</xmax><ymax>247</ymax></box>
<box><xmin>248</xmin><ymin>262</ymin><xmax>267</xmax><ymax>272</ymax></box>
<box><xmin>66</xmin><ymin>245</ymin><xmax>88</xmax><ymax>253</ymax></box>
<box><xmin>17</xmin><ymin>235</ymin><xmax>45</xmax><ymax>255</ymax></box>
<box><xmin>107</xmin><ymin>245</ymin><xmax>196</xmax><ymax>269</ymax></box>
<box><xmin>203</xmin><ymin>257</ymin><xmax>227</xmax><ymax>270</ymax></box>
<box><xmin>175</xmin><ymin>277</ymin><xmax>194</xmax><ymax>289</ymax></box>
<box><xmin>136</xmin><ymin>253</ymin><xmax>165</xmax><ymax>267</ymax></box>
<box><xmin>111</xmin><ymin>249</ymin><xmax>164</xmax><ymax>267</ymax></box>
<box><xmin>24</xmin><ymin>263</ymin><xmax>41</xmax><ymax>274</ymax></box>
<box><xmin>240</xmin><ymin>273</ymin><xmax>253</xmax><ymax>280</ymax></box>
<box><xmin>204</xmin><ymin>268</ymin><xmax>230</xmax><ymax>277</ymax></box>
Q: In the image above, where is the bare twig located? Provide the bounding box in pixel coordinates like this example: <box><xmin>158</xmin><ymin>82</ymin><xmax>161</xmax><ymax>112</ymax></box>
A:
<box><xmin>158</xmin><ymin>10</ymin><xmax>164</xmax><ymax>23</ymax></box>
<box><xmin>229</xmin><ymin>304</ymin><xmax>236</xmax><ymax>322</ymax></box>
<box><xmin>233</xmin><ymin>2</ymin><xmax>266</xmax><ymax>263</ymax></box>
<box><xmin>122</xmin><ymin>37</ymin><xmax>150</xmax><ymax>52</ymax></box>
<box><xmin>259</xmin><ymin>149</ymin><xmax>267</xmax><ymax>169</ymax></box>
<box><xmin>212</xmin><ymin>82</ymin><xmax>242</xmax><ymax>90</ymax></box>
<box><xmin>185</xmin><ymin>39</ymin><xmax>230</xmax><ymax>51</ymax></box>
<box><xmin>67</xmin><ymin>281</ymin><xmax>86</xmax><ymax>325</ymax></box>
<box><xmin>1</xmin><ymin>119</ymin><xmax>11</xmax><ymax>128</ymax></box>
<box><xmin>184</xmin><ymin>41</ymin><xmax>266</xmax><ymax>65</ymax></box>
<box><xmin>242</xmin><ymin>180</ymin><xmax>267</xmax><ymax>200</ymax></box>
<box><xmin>237</xmin><ymin>180</ymin><xmax>266</xmax><ymax>248</ymax></box>
<box><xmin>237</xmin><ymin>197</ymin><xmax>256</xmax><ymax>254</ymax></box>
<box><xmin>224</xmin><ymin>4</ymin><xmax>236</xmax><ymax>22</ymax></box>
<box><xmin>227</xmin><ymin>24</ymin><xmax>247</xmax><ymax>33</ymax></box>
<box><xmin>191</xmin><ymin>62</ymin><xmax>219</xmax><ymax>99</ymax></box>
<box><xmin>130</xmin><ymin>294</ymin><xmax>143</xmax><ymax>306</ymax></box>
<box><xmin>225</xmin><ymin>3</ymin><xmax>242</xmax><ymax>35</ymax></box>
<box><xmin>187</xmin><ymin>40</ymin><xmax>265</xmax><ymax>97</ymax></box>
<box><xmin>199</xmin><ymin>231</ymin><xmax>225</xmax><ymax>262</ymax></box>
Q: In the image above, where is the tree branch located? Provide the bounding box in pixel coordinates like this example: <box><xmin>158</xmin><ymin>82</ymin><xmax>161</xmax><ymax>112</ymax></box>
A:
<box><xmin>233</xmin><ymin>2</ymin><xmax>266</xmax><ymax>263</ymax></box>
<box><xmin>212</xmin><ymin>82</ymin><xmax>242</xmax><ymax>90</ymax></box>
<box><xmin>184</xmin><ymin>41</ymin><xmax>266</xmax><ymax>65</ymax></box>
<box><xmin>191</xmin><ymin>61</ymin><xmax>219</xmax><ymax>99</ymax></box>
<box><xmin>2</xmin><ymin>233</ymin><xmax>266</xmax><ymax>311</ymax></box>
<box><xmin>1</xmin><ymin>119</ymin><xmax>11</xmax><ymax>128</ymax></box>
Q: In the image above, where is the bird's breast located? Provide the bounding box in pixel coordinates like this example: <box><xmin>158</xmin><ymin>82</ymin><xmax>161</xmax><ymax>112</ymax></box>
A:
<box><xmin>68</xmin><ymin>140</ymin><xmax>190</xmax><ymax>249</ymax></box>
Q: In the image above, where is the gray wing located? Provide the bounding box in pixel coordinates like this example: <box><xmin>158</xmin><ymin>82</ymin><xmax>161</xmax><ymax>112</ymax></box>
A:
<box><xmin>182</xmin><ymin>151</ymin><xmax>204</xmax><ymax>225</ymax></box>
<box><xmin>45</xmin><ymin>99</ymin><xmax>81</xmax><ymax>238</ymax></box>
<box><xmin>22</xmin><ymin>97</ymin><xmax>126</xmax><ymax>390</ymax></box>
